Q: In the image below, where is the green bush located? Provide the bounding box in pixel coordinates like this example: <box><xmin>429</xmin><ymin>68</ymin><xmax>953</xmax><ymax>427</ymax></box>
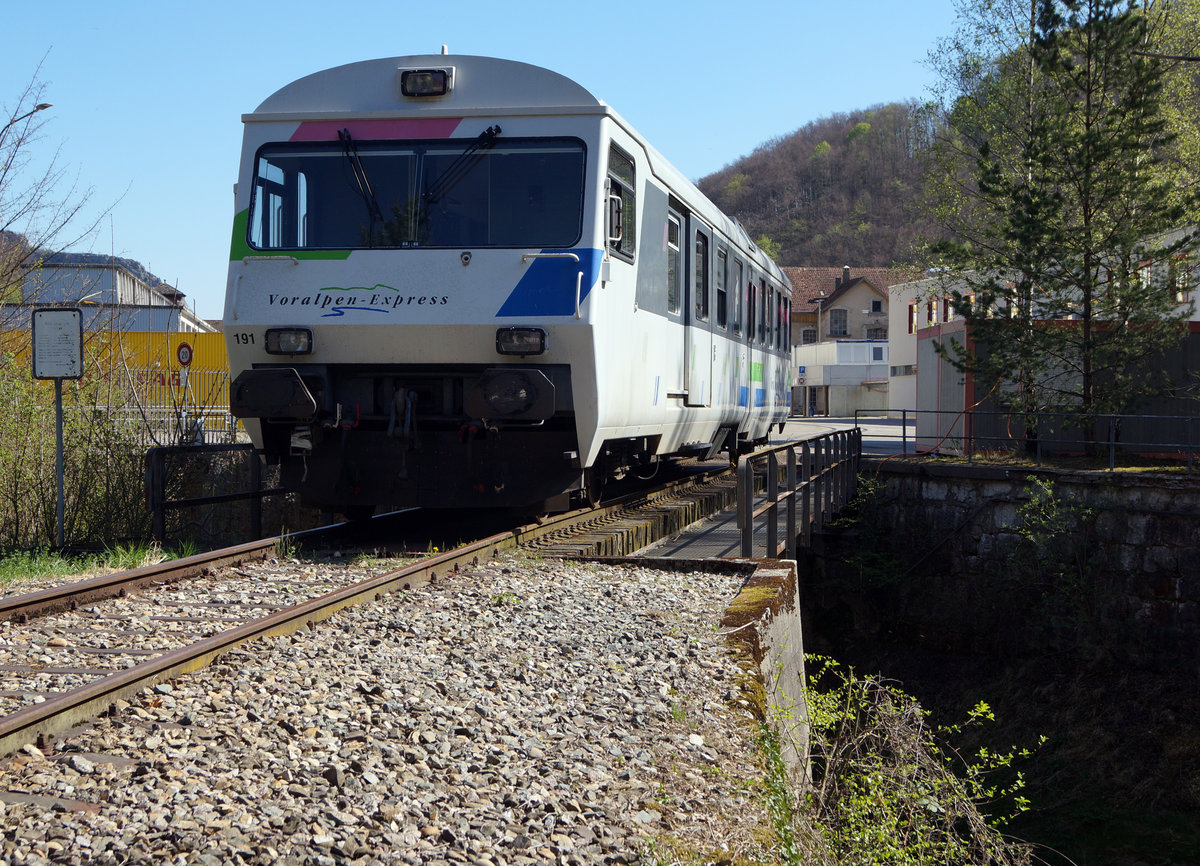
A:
<box><xmin>802</xmin><ymin>656</ymin><xmax>1037</xmax><ymax>866</ymax></box>
<box><xmin>0</xmin><ymin>354</ymin><xmax>149</xmax><ymax>548</ymax></box>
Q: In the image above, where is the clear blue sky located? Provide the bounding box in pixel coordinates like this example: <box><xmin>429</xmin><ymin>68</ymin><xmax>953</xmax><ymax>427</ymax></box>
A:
<box><xmin>1</xmin><ymin>0</ymin><xmax>958</xmax><ymax>320</ymax></box>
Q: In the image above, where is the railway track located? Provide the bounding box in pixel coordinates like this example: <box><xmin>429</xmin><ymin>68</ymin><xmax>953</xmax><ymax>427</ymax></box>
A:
<box><xmin>0</xmin><ymin>464</ymin><xmax>737</xmax><ymax>760</ymax></box>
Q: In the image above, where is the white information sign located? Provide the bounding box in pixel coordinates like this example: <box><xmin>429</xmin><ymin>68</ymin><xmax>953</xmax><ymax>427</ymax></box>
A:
<box><xmin>32</xmin><ymin>308</ymin><xmax>83</xmax><ymax>380</ymax></box>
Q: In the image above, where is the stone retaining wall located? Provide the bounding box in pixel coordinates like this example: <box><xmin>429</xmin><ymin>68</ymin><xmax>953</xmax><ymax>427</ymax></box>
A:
<box><xmin>853</xmin><ymin>460</ymin><xmax>1200</xmax><ymax>664</ymax></box>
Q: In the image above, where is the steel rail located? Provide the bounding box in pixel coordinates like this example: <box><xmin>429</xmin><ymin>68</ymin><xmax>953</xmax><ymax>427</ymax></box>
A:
<box><xmin>0</xmin><ymin>522</ymin><xmax>347</xmax><ymax>625</ymax></box>
<box><xmin>0</xmin><ymin>466</ymin><xmax>731</xmax><ymax>758</ymax></box>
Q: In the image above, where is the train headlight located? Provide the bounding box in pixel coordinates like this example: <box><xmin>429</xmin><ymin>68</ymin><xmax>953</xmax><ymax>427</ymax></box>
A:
<box><xmin>464</xmin><ymin>368</ymin><xmax>555</xmax><ymax>421</ymax></box>
<box><xmin>265</xmin><ymin>328</ymin><xmax>313</xmax><ymax>355</ymax></box>
<box><xmin>495</xmin><ymin>327</ymin><xmax>546</xmax><ymax>356</ymax></box>
<box><xmin>481</xmin><ymin>370</ymin><xmax>537</xmax><ymax>415</ymax></box>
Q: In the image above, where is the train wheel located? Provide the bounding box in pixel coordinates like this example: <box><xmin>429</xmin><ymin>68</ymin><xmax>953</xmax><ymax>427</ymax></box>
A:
<box><xmin>582</xmin><ymin>468</ymin><xmax>605</xmax><ymax>508</ymax></box>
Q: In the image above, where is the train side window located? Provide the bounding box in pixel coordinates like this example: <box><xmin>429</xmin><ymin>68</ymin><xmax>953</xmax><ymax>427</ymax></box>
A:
<box><xmin>732</xmin><ymin>259</ymin><xmax>744</xmax><ymax>335</ymax></box>
<box><xmin>747</xmin><ymin>271</ymin><xmax>757</xmax><ymax>343</ymax></box>
<box><xmin>771</xmin><ymin>288</ymin><xmax>780</xmax><ymax>349</ymax></box>
<box><xmin>251</xmin><ymin>157</ymin><xmax>298</xmax><ymax>248</ymax></box>
<box><xmin>776</xmin><ymin>289</ymin><xmax>784</xmax><ymax>350</ymax></box>
<box><xmin>758</xmin><ymin>279</ymin><xmax>768</xmax><ymax>345</ymax></box>
<box><xmin>784</xmin><ymin>296</ymin><xmax>792</xmax><ymax>350</ymax></box>
<box><xmin>666</xmin><ymin>213</ymin><xmax>682</xmax><ymax>314</ymax></box>
<box><xmin>716</xmin><ymin>248</ymin><xmax>728</xmax><ymax>329</ymax></box>
<box><xmin>607</xmin><ymin>147</ymin><xmax>636</xmax><ymax>262</ymax></box>
<box><xmin>694</xmin><ymin>231</ymin><xmax>709</xmax><ymax>321</ymax></box>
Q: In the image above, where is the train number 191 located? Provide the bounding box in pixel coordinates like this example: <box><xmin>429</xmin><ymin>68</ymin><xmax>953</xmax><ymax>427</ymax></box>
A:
<box><xmin>233</xmin><ymin>332</ymin><xmax>256</xmax><ymax>345</ymax></box>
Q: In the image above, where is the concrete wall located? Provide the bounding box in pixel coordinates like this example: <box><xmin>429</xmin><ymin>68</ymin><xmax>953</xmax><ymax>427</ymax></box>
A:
<box><xmin>722</xmin><ymin>560</ymin><xmax>810</xmax><ymax>780</ymax></box>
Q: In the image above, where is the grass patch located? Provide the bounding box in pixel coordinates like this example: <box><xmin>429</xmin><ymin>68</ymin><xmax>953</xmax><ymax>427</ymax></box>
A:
<box><xmin>903</xmin><ymin>450</ymin><xmax>1196</xmax><ymax>475</ymax></box>
<box><xmin>0</xmin><ymin>543</ymin><xmax>191</xmax><ymax>586</ymax></box>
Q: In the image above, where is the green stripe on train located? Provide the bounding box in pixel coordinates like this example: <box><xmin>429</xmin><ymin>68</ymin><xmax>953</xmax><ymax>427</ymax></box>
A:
<box><xmin>229</xmin><ymin>210</ymin><xmax>353</xmax><ymax>262</ymax></box>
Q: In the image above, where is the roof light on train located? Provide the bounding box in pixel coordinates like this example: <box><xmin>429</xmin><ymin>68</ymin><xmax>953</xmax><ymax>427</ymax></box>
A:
<box><xmin>399</xmin><ymin>68</ymin><xmax>453</xmax><ymax>97</ymax></box>
<box><xmin>265</xmin><ymin>328</ymin><xmax>313</xmax><ymax>355</ymax></box>
<box><xmin>496</xmin><ymin>327</ymin><xmax>546</xmax><ymax>356</ymax></box>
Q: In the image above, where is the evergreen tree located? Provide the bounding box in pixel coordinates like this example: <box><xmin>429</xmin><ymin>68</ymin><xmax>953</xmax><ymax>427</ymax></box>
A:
<box><xmin>928</xmin><ymin>0</ymin><xmax>1197</xmax><ymax>424</ymax></box>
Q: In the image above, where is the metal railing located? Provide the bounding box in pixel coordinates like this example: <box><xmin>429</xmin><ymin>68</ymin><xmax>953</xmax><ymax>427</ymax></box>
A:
<box><xmin>144</xmin><ymin>444</ymin><xmax>286</xmax><ymax>543</ymax></box>
<box><xmin>736</xmin><ymin>428</ymin><xmax>862</xmax><ymax>558</ymax></box>
<box><xmin>857</xmin><ymin>408</ymin><xmax>1200</xmax><ymax>472</ymax></box>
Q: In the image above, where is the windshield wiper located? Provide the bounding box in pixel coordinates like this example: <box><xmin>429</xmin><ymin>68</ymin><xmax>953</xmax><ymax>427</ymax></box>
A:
<box><xmin>339</xmin><ymin>128</ymin><xmax>384</xmax><ymax>235</ymax></box>
<box><xmin>422</xmin><ymin>125</ymin><xmax>501</xmax><ymax>206</ymax></box>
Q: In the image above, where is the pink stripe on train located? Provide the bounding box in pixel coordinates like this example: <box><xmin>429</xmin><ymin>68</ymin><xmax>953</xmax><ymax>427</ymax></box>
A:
<box><xmin>290</xmin><ymin>118</ymin><xmax>463</xmax><ymax>141</ymax></box>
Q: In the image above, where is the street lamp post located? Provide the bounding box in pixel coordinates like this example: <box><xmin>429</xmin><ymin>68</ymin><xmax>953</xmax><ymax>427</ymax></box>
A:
<box><xmin>0</xmin><ymin>102</ymin><xmax>52</xmax><ymax>144</ymax></box>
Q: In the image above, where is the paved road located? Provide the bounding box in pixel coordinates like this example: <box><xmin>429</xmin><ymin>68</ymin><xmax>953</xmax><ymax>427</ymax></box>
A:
<box><xmin>772</xmin><ymin>415</ymin><xmax>914</xmax><ymax>456</ymax></box>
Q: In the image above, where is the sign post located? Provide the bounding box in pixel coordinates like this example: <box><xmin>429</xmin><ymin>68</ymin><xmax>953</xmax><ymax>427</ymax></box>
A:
<box><xmin>32</xmin><ymin>308</ymin><xmax>84</xmax><ymax>548</ymax></box>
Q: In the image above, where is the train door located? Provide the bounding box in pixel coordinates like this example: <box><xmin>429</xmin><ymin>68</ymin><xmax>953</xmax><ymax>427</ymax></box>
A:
<box><xmin>685</xmin><ymin>222</ymin><xmax>713</xmax><ymax>407</ymax></box>
<box><xmin>664</xmin><ymin>208</ymin><xmax>687</xmax><ymax>398</ymax></box>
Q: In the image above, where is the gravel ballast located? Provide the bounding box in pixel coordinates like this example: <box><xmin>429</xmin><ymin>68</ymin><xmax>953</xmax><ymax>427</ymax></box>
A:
<box><xmin>0</xmin><ymin>554</ymin><xmax>773</xmax><ymax>865</ymax></box>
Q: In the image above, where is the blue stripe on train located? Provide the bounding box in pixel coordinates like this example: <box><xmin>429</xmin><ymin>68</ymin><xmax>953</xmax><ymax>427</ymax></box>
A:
<box><xmin>496</xmin><ymin>248</ymin><xmax>603</xmax><ymax>317</ymax></box>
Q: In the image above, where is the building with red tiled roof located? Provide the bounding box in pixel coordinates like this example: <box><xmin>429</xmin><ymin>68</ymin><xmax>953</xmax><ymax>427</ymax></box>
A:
<box><xmin>785</xmin><ymin>265</ymin><xmax>923</xmax><ymax>416</ymax></box>
<box><xmin>784</xmin><ymin>265</ymin><xmax>923</xmax><ymax>342</ymax></box>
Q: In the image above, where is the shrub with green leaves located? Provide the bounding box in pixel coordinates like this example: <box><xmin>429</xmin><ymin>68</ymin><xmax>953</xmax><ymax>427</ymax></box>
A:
<box><xmin>802</xmin><ymin>656</ymin><xmax>1037</xmax><ymax>866</ymax></box>
<box><xmin>0</xmin><ymin>353</ymin><xmax>149</xmax><ymax>548</ymax></box>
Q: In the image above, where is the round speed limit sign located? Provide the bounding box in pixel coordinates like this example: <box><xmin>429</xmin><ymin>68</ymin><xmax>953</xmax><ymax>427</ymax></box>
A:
<box><xmin>176</xmin><ymin>342</ymin><xmax>193</xmax><ymax>367</ymax></box>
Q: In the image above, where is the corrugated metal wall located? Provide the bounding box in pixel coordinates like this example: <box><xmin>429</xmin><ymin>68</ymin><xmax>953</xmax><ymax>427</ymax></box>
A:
<box><xmin>0</xmin><ymin>330</ymin><xmax>238</xmax><ymax>443</ymax></box>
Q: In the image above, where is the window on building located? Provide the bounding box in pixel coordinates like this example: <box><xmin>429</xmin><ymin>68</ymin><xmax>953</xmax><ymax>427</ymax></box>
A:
<box><xmin>872</xmin><ymin>346</ymin><xmax>884</xmax><ymax>362</ymax></box>
<box><xmin>802</xmin><ymin>328</ymin><xmax>817</xmax><ymax>344</ymax></box>
<box><xmin>907</xmin><ymin>302</ymin><xmax>917</xmax><ymax>334</ymax></box>
<box><xmin>870</xmin><ymin>299</ymin><xmax>883</xmax><ymax>314</ymax></box>
<box><xmin>1170</xmin><ymin>255</ymin><xmax>1192</xmax><ymax>304</ymax></box>
<box><xmin>829</xmin><ymin>308</ymin><xmax>848</xmax><ymax>337</ymax></box>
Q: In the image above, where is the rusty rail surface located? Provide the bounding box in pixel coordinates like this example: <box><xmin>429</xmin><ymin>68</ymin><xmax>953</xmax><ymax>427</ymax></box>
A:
<box><xmin>0</xmin><ymin>466</ymin><xmax>732</xmax><ymax>758</ymax></box>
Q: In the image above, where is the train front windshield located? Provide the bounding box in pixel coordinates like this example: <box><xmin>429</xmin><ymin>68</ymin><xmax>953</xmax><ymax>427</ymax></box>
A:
<box><xmin>248</xmin><ymin>136</ymin><xmax>586</xmax><ymax>251</ymax></box>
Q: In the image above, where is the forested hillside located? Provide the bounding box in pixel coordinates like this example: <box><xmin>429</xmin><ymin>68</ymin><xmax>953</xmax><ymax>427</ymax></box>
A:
<box><xmin>697</xmin><ymin>102</ymin><xmax>938</xmax><ymax>267</ymax></box>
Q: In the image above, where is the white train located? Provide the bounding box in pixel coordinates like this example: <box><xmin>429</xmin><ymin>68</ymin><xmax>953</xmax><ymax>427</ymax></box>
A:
<box><xmin>225</xmin><ymin>54</ymin><xmax>791</xmax><ymax>517</ymax></box>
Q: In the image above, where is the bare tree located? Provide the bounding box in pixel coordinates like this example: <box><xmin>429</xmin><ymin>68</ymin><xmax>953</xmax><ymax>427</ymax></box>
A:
<box><xmin>0</xmin><ymin>58</ymin><xmax>108</xmax><ymax>325</ymax></box>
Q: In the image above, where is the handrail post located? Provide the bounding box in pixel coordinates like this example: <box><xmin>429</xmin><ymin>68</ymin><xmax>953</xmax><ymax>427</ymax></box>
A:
<box><xmin>800</xmin><ymin>441</ymin><xmax>812</xmax><ymax>548</ymax></box>
<box><xmin>967</xmin><ymin>409</ymin><xmax>974</xmax><ymax>463</ymax></box>
<box><xmin>251</xmin><ymin>450</ymin><xmax>263</xmax><ymax>541</ymax></box>
<box><xmin>820</xmin><ymin>434</ymin><xmax>830</xmax><ymax>522</ymax></box>
<box><xmin>840</xmin><ymin>429</ymin><xmax>849</xmax><ymax>508</ymax></box>
<box><xmin>850</xmin><ymin>427</ymin><xmax>861</xmax><ymax>499</ymax></box>
<box><xmin>835</xmin><ymin>431</ymin><xmax>845</xmax><ymax>509</ymax></box>
<box><xmin>786</xmin><ymin>447</ymin><xmax>797</xmax><ymax>561</ymax></box>
<box><xmin>812</xmin><ymin>438</ymin><xmax>824</xmax><ymax>532</ymax></box>
<box><xmin>145</xmin><ymin>447</ymin><xmax>166</xmax><ymax>544</ymax></box>
<box><xmin>738</xmin><ymin>458</ymin><xmax>754</xmax><ymax>557</ymax></box>
<box><xmin>1189</xmin><ymin>416</ymin><xmax>1194</xmax><ymax>474</ymax></box>
<box><xmin>767</xmin><ymin>451</ymin><xmax>779</xmax><ymax>558</ymax></box>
